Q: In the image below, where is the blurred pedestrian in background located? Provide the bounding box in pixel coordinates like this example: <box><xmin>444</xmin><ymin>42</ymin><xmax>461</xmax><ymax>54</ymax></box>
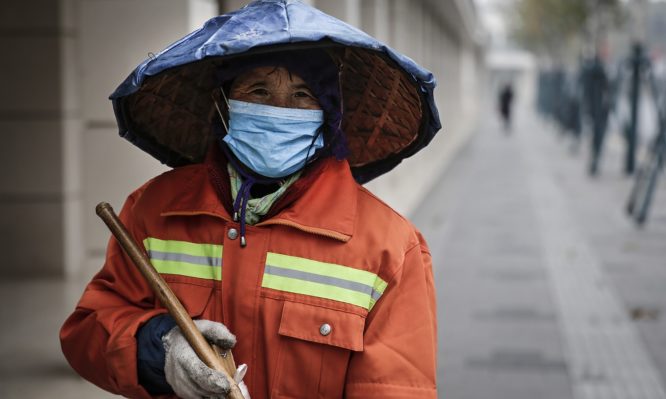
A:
<box><xmin>498</xmin><ymin>83</ymin><xmax>515</xmax><ymax>131</ymax></box>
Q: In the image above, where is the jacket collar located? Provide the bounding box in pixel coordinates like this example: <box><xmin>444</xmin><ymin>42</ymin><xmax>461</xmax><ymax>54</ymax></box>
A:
<box><xmin>160</xmin><ymin>147</ymin><xmax>357</xmax><ymax>242</ymax></box>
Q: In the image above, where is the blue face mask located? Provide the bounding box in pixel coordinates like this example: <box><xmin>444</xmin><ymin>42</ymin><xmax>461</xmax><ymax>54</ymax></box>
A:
<box><xmin>222</xmin><ymin>99</ymin><xmax>325</xmax><ymax>178</ymax></box>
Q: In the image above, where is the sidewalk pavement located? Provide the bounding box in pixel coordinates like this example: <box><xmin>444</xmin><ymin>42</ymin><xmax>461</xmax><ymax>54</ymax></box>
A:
<box><xmin>411</xmin><ymin>110</ymin><xmax>666</xmax><ymax>399</ymax></box>
<box><xmin>0</xmin><ymin>277</ymin><xmax>116</xmax><ymax>398</ymax></box>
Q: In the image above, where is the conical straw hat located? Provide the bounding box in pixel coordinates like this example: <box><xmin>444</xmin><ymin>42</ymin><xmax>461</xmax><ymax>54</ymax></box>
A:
<box><xmin>111</xmin><ymin>1</ymin><xmax>440</xmax><ymax>183</ymax></box>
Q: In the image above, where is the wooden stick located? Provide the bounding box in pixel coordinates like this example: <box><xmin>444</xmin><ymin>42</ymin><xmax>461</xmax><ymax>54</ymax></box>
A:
<box><xmin>96</xmin><ymin>202</ymin><xmax>245</xmax><ymax>399</ymax></box>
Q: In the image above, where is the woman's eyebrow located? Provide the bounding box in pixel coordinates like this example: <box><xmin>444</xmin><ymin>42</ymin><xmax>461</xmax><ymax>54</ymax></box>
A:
<box><xmin>244</xmin><ymin>81</ymin><xmax>267</xmax><ymax>90</ymax></box>
<box><xmin>291</xmin><ymin>83</ymin><xmax>312</xmax><ymax>91</ymax></box>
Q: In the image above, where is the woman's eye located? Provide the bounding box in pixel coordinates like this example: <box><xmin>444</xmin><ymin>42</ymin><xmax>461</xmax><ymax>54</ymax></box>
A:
<box><xmin>250</xmin><ymin>88</ymin><xmax>269</xmax><ymax>96</ymax></box>
<box><xmin>294</xmin><ymin>91</ymin><xmax>313</xmax><ymax>98</ymax></box>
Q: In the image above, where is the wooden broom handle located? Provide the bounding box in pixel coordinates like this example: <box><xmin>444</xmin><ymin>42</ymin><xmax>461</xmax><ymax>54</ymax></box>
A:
<box><xmin>96</xmin><ymin>202</ymin><xmax>245</xmax><ymax>399</ymax></box>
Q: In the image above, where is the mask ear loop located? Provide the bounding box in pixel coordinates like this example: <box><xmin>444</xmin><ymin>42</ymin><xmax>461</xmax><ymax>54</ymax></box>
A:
<box><xmin>220</xmin><ymin>87</ymin><xmax>230</xmax><ymax>108</ymax></box>
<box><xmin>212</xmin><ymin>87</ymin><xmax>231</xmax><ymax>134</ymax></box>
<box><xmin>301</xmin><ymin>127</ymin><xmax>325</xmax><ymax>172</ymax></box>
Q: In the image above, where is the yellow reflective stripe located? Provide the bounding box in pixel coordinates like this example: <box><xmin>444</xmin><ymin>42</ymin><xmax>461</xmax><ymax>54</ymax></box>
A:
<box><xmin>151</xmin><ymin>259</ymin><xmax>222</xmax><ymax>280</ymax></box>
<box><xmin>266</xmin><ymin>253</ymin><xmax>379</xmax><ymax>287</ymax></box>
<box><xmin>143</xmin><ymin>237</ymin><xmax>222</xmax><ymax>281</ymax></box>
<box><xmin>262</xmin><ymin>274</ymin><xmax>372</xmax><ymax>309</ymax></box>
<box><xmin>373</xmin><ymin>278</ymin><xmax>388</xmax><ymax>294</ymax></box>
<box><xmin>144</xmin><ymin>237</ymin><xmax>222</xmax><ymax>258</ymax></box>
<box><xmin>263</xmin><ymin>252</ymin><xmax>388</xmax><ymax>310</ymax></box>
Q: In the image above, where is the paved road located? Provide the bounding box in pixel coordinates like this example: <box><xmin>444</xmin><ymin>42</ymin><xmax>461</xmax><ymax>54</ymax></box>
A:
<box><xmin>412</xmin><ymin>111</ymin><xmax>666</xmax><ymax>399</ymax></box>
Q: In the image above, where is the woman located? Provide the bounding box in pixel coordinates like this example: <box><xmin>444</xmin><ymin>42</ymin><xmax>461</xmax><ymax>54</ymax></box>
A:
<box><xmin>60</xmin><ymin>1</ymin><xmax>440</xmax><ymax>398</ymax></box>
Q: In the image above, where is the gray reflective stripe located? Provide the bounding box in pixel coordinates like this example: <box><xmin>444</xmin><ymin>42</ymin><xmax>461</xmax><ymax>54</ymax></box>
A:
<box><xmin>148</xmin><ymin>250</ymin><xmax>221</xmax><ymax>267</ymax></box>
<box><xmin>265</xmin><ymin>264</ymin><xmax>380</xmax><ymax>297</ymax></box>
<box><xmin>371</xmin><ymin>289</ymin><xmax>382</xmax><ymax>301</ymax></box>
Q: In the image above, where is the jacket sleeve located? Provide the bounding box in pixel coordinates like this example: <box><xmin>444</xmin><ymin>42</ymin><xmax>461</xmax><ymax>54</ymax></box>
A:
<box><xmin>60</xmin><ymin>190</ymin><xmax>168</xmax><ymax>399</ymax></box>
<box><xmin>136</xmin><ymin>314</ymin><xmax>177</xmax><ymax>394</ymax></box>
<box><xmin>344</xmin><ymin>237</ymin><xmax>438</xmax><ymax>399</ymax></box>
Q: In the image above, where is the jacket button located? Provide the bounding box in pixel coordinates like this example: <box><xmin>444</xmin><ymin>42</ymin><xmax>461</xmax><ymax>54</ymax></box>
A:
<box><xmin>319</xmin><ymin>323</ymin><xmax>332</xmax><ymax>336</ymax></box>
<box><xmin>227</xmin><ymin>228</ymin><xmax>239</xmax><ymax>240</ymax></box>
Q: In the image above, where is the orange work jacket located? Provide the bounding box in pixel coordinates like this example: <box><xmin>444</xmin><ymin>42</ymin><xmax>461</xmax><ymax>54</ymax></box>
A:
<box><xmin>60</xmin><ymin>155</ymin><xmax>437</xmax><ymax>399</ymax></box>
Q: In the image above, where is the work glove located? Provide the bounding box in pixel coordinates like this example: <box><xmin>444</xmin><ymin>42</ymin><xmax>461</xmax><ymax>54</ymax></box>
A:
<box><xmin>163</xmin><ymin>319</ymin><xmax>249</xmax><ymax>399</ymax></box>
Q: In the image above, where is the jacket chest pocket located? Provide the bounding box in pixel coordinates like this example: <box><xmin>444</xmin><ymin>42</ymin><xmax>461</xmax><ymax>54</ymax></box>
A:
<box><xmin>162</xmin><ymin>275</ymin><xmax>215</xmax><ymax>319</ymax></box>
<box><xmin>272</xmin><ymin>301</ymin><xmax>365</xmax><ymax>399</ymax></box>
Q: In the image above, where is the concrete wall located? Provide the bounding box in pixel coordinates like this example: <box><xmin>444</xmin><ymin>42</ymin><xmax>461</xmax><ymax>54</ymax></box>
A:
<box><xmin>0</xmin><ymin>1</ymin><xmax>66</xmax><ymax>278</ymax></box>
<box><xmin>0</xmin><ymin>0</ymin><xmax>218</xmax><ymax>279</ymax></box>
<box><xmin>76</xmin><ymin>0</ymin><xmax>217</xmax><ymax>278</ymax></box>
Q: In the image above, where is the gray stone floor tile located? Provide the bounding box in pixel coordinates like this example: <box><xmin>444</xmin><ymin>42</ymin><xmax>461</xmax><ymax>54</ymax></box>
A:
<box><xmin>414</xmin><ymin>111</ymin><xmax>666</xmax><ymax>398</ymax></box>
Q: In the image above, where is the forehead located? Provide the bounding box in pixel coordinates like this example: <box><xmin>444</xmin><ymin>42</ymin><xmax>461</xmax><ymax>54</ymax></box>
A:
<box><xmin>232</xmin><ymin>66</ymin><xmax>308</xmax><ymax>87</ymax></box>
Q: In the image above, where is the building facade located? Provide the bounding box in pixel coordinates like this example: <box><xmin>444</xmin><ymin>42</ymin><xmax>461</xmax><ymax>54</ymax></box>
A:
<box><xmin>0</xmin><ymin>0</ymin><xmax>485</xmax><ymax>279</ymax></box>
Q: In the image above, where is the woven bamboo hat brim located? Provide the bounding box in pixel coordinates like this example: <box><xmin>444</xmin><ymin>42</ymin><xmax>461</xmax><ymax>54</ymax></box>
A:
<box><xmin>110</xmin><ymin>1</ymin><xmax>441</xmax><ymax>183</ymax></box>
<box><xmin>122</xmin><ymin>44</ymin><xmax>423</xmax><ymax>172</ymax></box>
